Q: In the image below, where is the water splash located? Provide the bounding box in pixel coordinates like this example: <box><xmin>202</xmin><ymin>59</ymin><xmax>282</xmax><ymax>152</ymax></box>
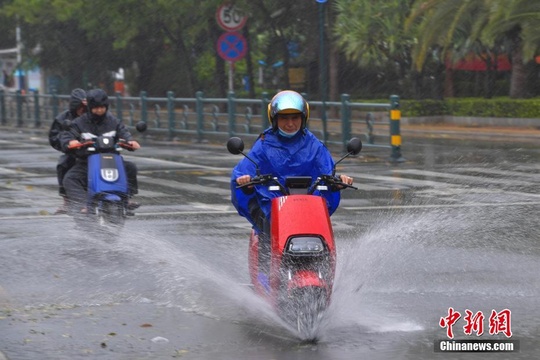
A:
<box><xmin>318</xmin><ymin>203</ymin><xmax>540</xmax><ymax>340</ymax></box>
<box><xmin>100</xmin><ymin>226</ymin><xmax>300</xmax><ymax>338</ymax></box>
<box><xmin>21</xmin><ymin>202</ymin><xmax>539</xmax><ymax>344</ymax></box>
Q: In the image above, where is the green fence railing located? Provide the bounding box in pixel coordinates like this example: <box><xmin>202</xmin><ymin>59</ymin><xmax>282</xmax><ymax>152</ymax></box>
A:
<box><xmin>0</xmin><ymin>89</ymin><xmax>403</xmax><ymax>160</ymax></box>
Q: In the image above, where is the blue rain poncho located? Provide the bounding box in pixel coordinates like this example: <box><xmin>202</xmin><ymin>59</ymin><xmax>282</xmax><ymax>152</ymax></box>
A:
<box><xmin>230</xmin><ymin>128</ymin><xmax>341</xmax><ymax>230</ymax></box>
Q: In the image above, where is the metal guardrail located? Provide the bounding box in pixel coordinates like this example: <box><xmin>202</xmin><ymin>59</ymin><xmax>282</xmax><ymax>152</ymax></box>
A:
<box><xmin>0</xmin><ymin>89</ymin><xmax>404</xmax><ymax>161</ymax></box>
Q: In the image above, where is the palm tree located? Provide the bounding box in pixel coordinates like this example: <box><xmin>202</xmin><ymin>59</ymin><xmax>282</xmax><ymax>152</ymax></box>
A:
<box><xmin>407</xmin><ymin>0</ymin><xmax>540</xmax><ymax>98</ymax></box>
<box><xmin>334</xmin><ymin>0</ymin><xmax>413</xmax><ymax>67</ymax></box>
<box><xmin>406</xmin><ymin>0</ymin><xmax>493</xmax><ymax>98</ymax></box>
<box><xmin>333</xmin><ymin>0</ymin><xmax>416</xmax><ymax>95</ymax></box>
<box><xmin>481</xmin><ymin>0</ymin><xmax>540</xmax><ymax>98</ymax></box>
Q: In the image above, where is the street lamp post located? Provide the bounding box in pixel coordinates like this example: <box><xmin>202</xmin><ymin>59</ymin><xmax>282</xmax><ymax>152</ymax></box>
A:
<box><xmin>316</xmin><ymin>0</ymin><xmax>328</xmax><ymax>144</ymax></box>
<box><xmin>16</xmin><ymin>22</ymin><xmax>24</xmax><ymax>92</ymax></box>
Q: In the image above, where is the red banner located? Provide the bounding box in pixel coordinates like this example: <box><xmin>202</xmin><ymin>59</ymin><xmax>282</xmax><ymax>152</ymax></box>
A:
<box><xmin>446</xmin><ymin>53</ymin><xmax>511</xmax><ymax>71</ymax></box>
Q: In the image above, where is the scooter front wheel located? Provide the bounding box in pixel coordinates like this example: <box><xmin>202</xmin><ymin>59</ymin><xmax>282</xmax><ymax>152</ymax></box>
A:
<box><xmin>288</xmin><ymin>286</ymin><xmax>328</xmax><ymax>340</ymax></box>
<box><xmin>95</xmin><ymin>201</ymin><xmax>126</xmax><ymax>235</ymax></box>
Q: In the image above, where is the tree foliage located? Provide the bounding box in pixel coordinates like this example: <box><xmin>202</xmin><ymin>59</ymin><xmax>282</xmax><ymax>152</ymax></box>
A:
<box><xmin>2</xmin><ymin>0</ymin><xmax>540</xmax><ymax>99</ymax></box>
<box><xmin>334</xmin><ymin>0</ymin><xmax>414</xmax><ymax>67</ymax></box>
<box><xmin>406</xmin><ymin>0</ymin><xmax>540</xmax><ymax>98</ymax></box>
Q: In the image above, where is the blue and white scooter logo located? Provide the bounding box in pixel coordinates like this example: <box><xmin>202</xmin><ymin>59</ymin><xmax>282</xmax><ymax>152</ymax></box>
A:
<box><xmin>101</xmin><ymin>169</ymin><xmax>119</xmax><ymax>182</ymax></box>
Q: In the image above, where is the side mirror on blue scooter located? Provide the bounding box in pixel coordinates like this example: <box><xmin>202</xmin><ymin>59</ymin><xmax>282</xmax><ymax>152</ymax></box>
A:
<box><xmin>135</xmin><ymin>121</ymin><xmax>147</xmax><ymax>133</ymax></box>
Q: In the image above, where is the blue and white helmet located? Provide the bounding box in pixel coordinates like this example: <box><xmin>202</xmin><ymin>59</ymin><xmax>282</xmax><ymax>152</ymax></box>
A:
<box><xmin>267</xmin><ymin>90</ymin><xmax>310</xmax><ymax>130</ymax></box>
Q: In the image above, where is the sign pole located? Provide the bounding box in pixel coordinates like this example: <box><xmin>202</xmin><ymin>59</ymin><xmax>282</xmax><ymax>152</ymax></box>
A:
<box><xmin>228</xmin><ymin>61</ymin><xmax>234</xmax><ymax>92</ymax></box>
<box><xmin>216</xmin><ymin>4</ymin><xmax>248</xmax><ymax>94</ymax></box>
<box><xmin>316</xmin><ymin>0</ymin><xmax>328</xmax><ymax>144</ymax></box>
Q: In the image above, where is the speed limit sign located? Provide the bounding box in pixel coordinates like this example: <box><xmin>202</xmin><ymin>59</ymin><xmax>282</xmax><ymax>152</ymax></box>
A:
<box><xmin>216</xmin><ymin>4</ymin><xmax>247</xmax><ymax>31</ymax></box>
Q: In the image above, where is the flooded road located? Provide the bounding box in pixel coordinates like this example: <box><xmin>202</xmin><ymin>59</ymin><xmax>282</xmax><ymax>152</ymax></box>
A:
<box><xmin>1</xmin><ymin>129</ymin><xmax>539</xmax><ymax>359</ymax></box>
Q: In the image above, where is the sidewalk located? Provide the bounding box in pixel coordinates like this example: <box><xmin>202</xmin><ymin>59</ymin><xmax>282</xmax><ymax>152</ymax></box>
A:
<box><xmin>400</xmin><ymin>123</ymin><xmax>540</xmax><ymax>142</ymax></box>
<box><xmin>2</xmin><ymin>121</ymin><xmax>540</xmax><ymax>145</ymax></box>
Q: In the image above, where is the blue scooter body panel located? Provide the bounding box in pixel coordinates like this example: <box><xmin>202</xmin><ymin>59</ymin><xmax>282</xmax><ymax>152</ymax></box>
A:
<box><xmin>87</xmin><ymin>153</ymin><xmax>128</xmax><ymax>200</ymax></box>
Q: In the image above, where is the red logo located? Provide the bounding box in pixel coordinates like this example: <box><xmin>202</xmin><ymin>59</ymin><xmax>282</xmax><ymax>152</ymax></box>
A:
<box><xmin>489</xmin><ymin>309</ymin><xmax>512</xmax><ymax>338</ymax></box>
<box><xmin>439</xmin><ymin>307</ymin><xmax>461</xmax><ymax>339</ymax></box>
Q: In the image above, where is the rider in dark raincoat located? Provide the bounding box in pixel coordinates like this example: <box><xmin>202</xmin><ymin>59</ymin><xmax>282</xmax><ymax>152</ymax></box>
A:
<box><xmin>60</xmin><ymin>88</ymin><xmax>141</xmax><ymax>213</ymax></box>
<box><xmin>48</xmin><ymin>88</ymin><xmax>87</xmax><ymax>214</ymax></box>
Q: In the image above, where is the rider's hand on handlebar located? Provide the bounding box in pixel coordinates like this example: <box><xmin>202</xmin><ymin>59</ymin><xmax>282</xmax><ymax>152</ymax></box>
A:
<box><xmin>236</xmin><ymin>174</ymin><xmax>256</xmax><ymax>194</ymax></box>
<box><xmin>67</xmin><ymin>139</ymin><xmax>83</xmax><ymax>149</ymax></box>
<box><xmin>118</xmin><ymin>139</ymin><xmax>141</xmax><ymax>151</ymax></box>
<box><xmin>340</xmin><ymin>174</ymin><xmax>354</xmax><ymax>186</ymax></box>
<box><xmin>69</xmin><ymin>140</ymin><xmax>82</xmax><ymax>147</ymax></box>
<box><xmin>128</xmin><ymin>140</ymin><xmax>141</xmax><ymax>150</ymax></box>
<box><xmin>330</xmin><ymin>174</ymin><xmax>356</xmax><ymax>190</ymax></box>
<box><xmin>236</xmin><ymin>175</ymin><xmax>252</xmax><ymax>187</ymax></box>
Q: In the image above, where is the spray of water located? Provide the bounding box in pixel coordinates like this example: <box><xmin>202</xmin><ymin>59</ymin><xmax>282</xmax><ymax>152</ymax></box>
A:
<box><xmin>44</xmin><ymin>195</ymin><xmax>540</xmax><ymax>344</ymax></box>
<box><xmin>317</xmin><ymin>200</ymin><xmax>540</xmax><ymax>340</ymax></box>
<box><xmin>94</xmin><ymin>225</ymin><xmax>302</xmax><ymax>339</ymax></box>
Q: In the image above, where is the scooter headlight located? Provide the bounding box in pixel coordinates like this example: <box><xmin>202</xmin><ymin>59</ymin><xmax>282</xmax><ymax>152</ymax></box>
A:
<box><xmin>287</xmin><ymin>236</ymin><xmax>324</xmax><ymax>254</ymax></box>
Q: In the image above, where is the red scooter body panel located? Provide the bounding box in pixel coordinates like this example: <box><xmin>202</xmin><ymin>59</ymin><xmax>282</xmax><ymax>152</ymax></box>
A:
<box><xmin>269</xmin><ymin>195</ymin><xmax>336</xmax><ymax>298</ymax></box>
<box><xmin>248</xmin><ymin>194</ymin><xmax>337</xmax><ymax>308</ymax></box>
<box><xmin>287</xmin><ymin>270</ymin><xmax>329</xmax><ymax>291</ymax></box>
<box><xmin>271</xmin><ymin>195</ymin><xmax>335</xmax><ymax>255</ymax></box>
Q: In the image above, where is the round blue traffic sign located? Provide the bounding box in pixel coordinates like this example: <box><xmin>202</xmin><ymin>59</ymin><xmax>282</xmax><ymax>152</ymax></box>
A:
<box><xmin>216</xmin><ymin>32</ymin><xmax>247</xmax><ymax>62</ymax></box>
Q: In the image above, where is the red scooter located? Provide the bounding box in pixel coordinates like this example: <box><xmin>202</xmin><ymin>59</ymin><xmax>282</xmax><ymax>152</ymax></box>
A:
<box><xmin>227</xmin><ymin>137</ymin><xmax>362</xmax><ymax>339</ymax></box>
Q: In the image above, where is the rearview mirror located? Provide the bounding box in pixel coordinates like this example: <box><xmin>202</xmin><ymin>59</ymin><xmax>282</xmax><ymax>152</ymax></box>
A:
<box><xmin>227</xmin><ymin>137</ymin><xmax>244</xmax><ymax>155</ymax></box>
<box><xmin>135</xmin><ymin>121</ymin><xmax>147</xmax><ymax>133</ymax></box>
<box><xmin>347</xmin><ymin>137</ymin><xmax>362</xmax><ymax>155</ymax></box>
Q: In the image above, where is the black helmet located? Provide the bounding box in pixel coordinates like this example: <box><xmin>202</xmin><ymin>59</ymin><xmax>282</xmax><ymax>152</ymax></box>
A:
<box><xmin>267</xmin><ymin>90</ymin><xmax>310</xmax><ymax>130</ymax></box>
<box><xmin>69</xmin><ymin>88</ymin><xmax>86</xmax><ymax>114</ymax></box>
<box><xmin>87</xmin><ymin>88</ymin><xmax>109</xmax><ymax>111</ymax></box>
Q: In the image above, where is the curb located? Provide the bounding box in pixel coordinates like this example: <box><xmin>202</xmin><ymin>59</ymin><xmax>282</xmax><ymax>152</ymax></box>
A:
<box><xmin>400</xmin><ymin>124</ymin><xmax>540</xmax><ymax>142</ymax></box>
<box><xmin>3</xmin><ymin>123</ymin><xmax>540</xmax><ymax>146</ymax></box>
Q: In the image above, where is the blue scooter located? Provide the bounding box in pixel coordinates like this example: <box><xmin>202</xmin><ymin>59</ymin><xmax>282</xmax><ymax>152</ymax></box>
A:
<box><xmin>67</xmin><ymin>122</ymin><xmax>146</xmax><ymax>233</ymax></box>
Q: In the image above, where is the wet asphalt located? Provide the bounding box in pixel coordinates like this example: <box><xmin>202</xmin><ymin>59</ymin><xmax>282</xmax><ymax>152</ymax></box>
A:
<box><xmin>1</xmin><ymin>125</ymin><xmax>539</xmax><ymax>359</ymax></box>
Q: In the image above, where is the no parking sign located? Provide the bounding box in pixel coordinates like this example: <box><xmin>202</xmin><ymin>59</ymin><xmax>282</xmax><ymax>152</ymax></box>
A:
<box><xmin>216</xmin><ymin>32</ymin><xmax>247</xmax><ymax>62</ymax></box>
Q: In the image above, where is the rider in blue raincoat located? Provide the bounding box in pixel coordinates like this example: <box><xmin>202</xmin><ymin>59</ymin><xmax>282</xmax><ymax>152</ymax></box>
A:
<box><xmin>231</xmin><ymin>90</ymin><xmax>354</xmax><ymax>235</ymax></box>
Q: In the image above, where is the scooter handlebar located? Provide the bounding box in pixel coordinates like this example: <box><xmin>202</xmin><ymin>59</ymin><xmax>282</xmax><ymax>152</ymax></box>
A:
<box><xmin>67</xmin><ymin>140</ymin><xmax>94</xmax><ymax>150</ymax></box>
<box><xmin>316</xmin><ymin>175</ymin><xmax>358</xmax><ymax>191</ymax></box>
<box><xmin>338</xmin><ymin>182</ymin><xmax>358</xmax><ymax>190</ymax></box>
<box><xmin>236</xmin><ymin>174</ymin><xmax>274</xmax><ymax>189</ymax></box>
<box><xmin>67</xmin><ymin>139</ymin><xmax>135</xmax><ymax>152</ymax></box>
<box><xmin>238</xmin><ymin>174</ymin><xmax>358</xmax><ymax>193</ymax></box>
<box><xmin>118</xmin><ymin>139</ymin><xmax>135</xmax><ymax>152</ymax></box>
